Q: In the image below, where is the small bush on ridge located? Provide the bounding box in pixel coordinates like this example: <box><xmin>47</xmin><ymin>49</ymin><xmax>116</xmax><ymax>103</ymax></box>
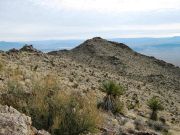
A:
<box><xmin>99</xmin><ymin>80</ymin><xmax>125</xmax><ymax>114</ymax></box>
<box><xmin>147</xmin><ymin>96</ymin><xmax>164</xmax><ymax>121</ymax></box>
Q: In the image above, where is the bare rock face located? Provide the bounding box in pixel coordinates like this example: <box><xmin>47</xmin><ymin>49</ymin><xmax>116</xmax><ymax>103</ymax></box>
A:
<box><xmin>0</xmin><ymin>105</ymin><xmax>50</xmax><ymax>135</ymax></box>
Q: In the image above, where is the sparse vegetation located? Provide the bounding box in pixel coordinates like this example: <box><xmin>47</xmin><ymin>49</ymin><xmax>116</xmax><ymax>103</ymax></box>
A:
<box><xmin>0</xmin><ymin>62</ymin><xmax>3</xmax><ymax>71</ymax></box>
<box><xmin>147</xmin><ymin>96</ymin><xmax>164</xmax><ymax>121</ymax></box>
<box><xmin>134</xmin><ymin>118</ymin><xmax>145</xmax><ymax>131</ymax></box>
<box><xmin>148</xmin><ymin>120</ymin><xmax>169</xmax><ymax>132</ymax></box>
<box><xmin>0</xmin><ymin>79</ymin><xmax>28</xmax><ymax>112</ymax></box>
<box><xmin>99</xmin><ymin>80</ymin><xmax>125</xmax><ymax>114</ymax></box>
<box><xmin>113</xmin><ymin>98</ymin><xmax>126</xmax><ymax>115</ymax></box>
<box><xmin>0</xmin><ymin>74</ymin><xmax>101</xmax><ymax>135</ymax></box>
<box><xmin>52</xmin><ymin>92</ymin><xmax>102</xmax><ymax>135</ymax></box>
<box><xmin>0</xmin><ymin>42</ymin><xmax>179</xmax><ymax>135</ymax></box>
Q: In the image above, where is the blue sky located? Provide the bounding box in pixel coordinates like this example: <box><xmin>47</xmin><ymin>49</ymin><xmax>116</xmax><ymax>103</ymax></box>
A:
<box><xmin>0</xmin><ymin>0</ymin><xmax>180</xmax><ymax>41</ymax></box>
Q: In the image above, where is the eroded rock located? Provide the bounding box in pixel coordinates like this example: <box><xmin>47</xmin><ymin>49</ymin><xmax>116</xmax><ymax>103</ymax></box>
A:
<box><xmin>0</xmin><ymin>105</ymin><xmax>50</xmax><ymax>135</ymax></box>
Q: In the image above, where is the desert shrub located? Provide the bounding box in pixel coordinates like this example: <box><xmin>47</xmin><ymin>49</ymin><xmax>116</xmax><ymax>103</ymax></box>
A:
<box><xmin>148</xmin><ymin>120</ymin><xmax>169</xmax><ymax>132</ymax></box>
<box><xmin>0</xmin><ymin>62</ymin><xmax>3</xmax><ymax>71</ymax></box>
<box><xmin>147</xmin><ymin>96</ymin><xmax>164</xmax><ymax>121</ymax></box>
<box><xmin>0</xmin><ymin>79</ymin><xmax>29</xmax><ymax>112</ymax></box>
<box><xmin>99</xmin><ymin>80</ymin><xmax>125</xmax><ymax>114</ymax></box>
<box><xmin>1</xmin><ymin>74</ymin><xmax>101</xmax><ymax>135</ymax></box>
<box><xmin>134</xmin><ymin>118</ymin><xmax>145</xmax><ymax>130</ymax></box>
<box><xmin>102</xmin><ymin>80</ymin><xmax>125</xmax><ymax>98</ymax></box>
<box><xmin>28</xmin><ymin>83</ymin><xmax>53</xmax><ymax>129</ymax></box>
<box><xmin>113</xmin><ymin>99</ymin><xmax>126</xmax><ymax>115</ymax></box>
<box><xmin>127</xmin><ymin>94</ymin><xmax>140</xmax><ymax>110</ymax></box>
<box><xmin>27</xmin><ymin>74</ymin><xmax>60</xmax><ymax>130</ymax></box>
<box><xmin>0</xmin><ymin>74</ymin><xmax>59</xmax><ymax>130</ymax></box>
<box><xmin>51</xmin><ymin>92</ymin><xmax>101</xmax><ymax>135</ymax></box>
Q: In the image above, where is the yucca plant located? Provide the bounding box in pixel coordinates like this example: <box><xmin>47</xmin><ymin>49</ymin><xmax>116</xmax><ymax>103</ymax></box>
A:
<box><xmin>147</xmin><ymin>96</ymin><xmax>164</xmax><ymax>121</ymax></box>
<box><xmin>100</xmin><ymin>80</ymin><xmax>125</xmax><ymax>113</ymax></box>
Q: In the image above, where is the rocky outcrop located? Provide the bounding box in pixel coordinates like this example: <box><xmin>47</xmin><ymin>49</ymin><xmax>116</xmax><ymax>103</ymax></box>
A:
<box><xmin>0</xmin><ymin>105</ymin><xmax>50</xmax><ymax>135</ymax></box>
<box><xmin>7</xmin><ymin>48</ymin><xmax>19</xmax><ymax>53</ymax></box>
<box><xmin>20</xmin><ymin>45</ymin><xmax>41</xmax><ymax>53</ymax></box>
<box><xmin>7</xmin><ymin>45</ymin><xmax>41</xmax><ymax>54</ymax></box>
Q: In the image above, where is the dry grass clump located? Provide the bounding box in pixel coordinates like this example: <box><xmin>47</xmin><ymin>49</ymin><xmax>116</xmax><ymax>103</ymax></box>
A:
<box><xmin>0</xmin><ymin>79</ymin><xmax>29</xmax><ymax>112</ymax></box>
<box><xmin>51</xmin><ymin>92</ymin><xmax>102</xmax><ymax>135</ymax></box>
<box><xmin>28</xmin><ymin>74</ymin><xmax>59</xmax><ymax>130</ymax></box>
<box><xmin>0</xmin><ymin>73</ymin><xmax>102</xmax><ymax>135</ymax></box>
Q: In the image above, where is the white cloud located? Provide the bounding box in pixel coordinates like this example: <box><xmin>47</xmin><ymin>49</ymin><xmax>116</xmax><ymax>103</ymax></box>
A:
<box><xmin>29</xmin><ymin>0</ymin><xmax>180</xmax><ymax>13</ymax></box>
<box><xmin>1</xmin><ymin>22</ymin><xmax>180</xmax><ymax>41</ymax></box>
<box><xmin>0</xmin><ymin>0</ymin><xmax>180</xmax><ymax>41</ymax></box>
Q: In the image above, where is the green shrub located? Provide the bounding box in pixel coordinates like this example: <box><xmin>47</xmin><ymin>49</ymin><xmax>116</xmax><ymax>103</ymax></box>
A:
<box><xmin>147</xmin><ymin>96</ymin><xmax>164</xmax><ymax>121</ymax></box>
<box><xmin>99</xmin><ymin>80</ymin><xmax>125</xmax><ymax>114</ymax></box>
<box><xmin>102</xmin><ymin>80</ymin><xmax>125</xmax><ymax>98</ymax></box>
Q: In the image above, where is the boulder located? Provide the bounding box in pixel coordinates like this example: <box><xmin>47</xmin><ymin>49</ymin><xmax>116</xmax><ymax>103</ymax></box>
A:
<box><xmin>0</xmin><ymin>105</ymin><xmax>50</xmax><ymax>135</ymax></box>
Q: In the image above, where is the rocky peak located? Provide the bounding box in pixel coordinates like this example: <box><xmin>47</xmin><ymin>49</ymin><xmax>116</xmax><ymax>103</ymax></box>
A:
<box><xmin>85</xmin><ymin>37</ymin><xmax>106</xmax><ymax>43</ymax></box>
<box><xmin>8</xmin><ymin>48</ymin><xmax>19</xmax><ymax>53</ymax></box>
<box><xmin>20</xmin><ymin>45</ymin><xmax>41</xmax><ymax>53</ymax></box>
<box><xmin>83</xmin><ymin>37</ymin><xmax>131</xmax><ymax>49</ymax></box>
<box><xmin>71</xmin><ymin>37</ymin><xmax>133</xmax><ymax>56</ymax></box>
<box><xmin>82</xmin><ymin>37</ymin><xmax>109</xmax><ymax>46</ymax></box>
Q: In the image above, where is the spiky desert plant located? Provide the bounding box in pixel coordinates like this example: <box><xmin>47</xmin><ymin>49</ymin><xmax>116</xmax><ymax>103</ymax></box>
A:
<box><xmin>101</xmin><ymin>80</ymin><xmax>125</xmax><ymax>113</ymax></box>
<box><xmin>147</xmin><ymin>96</ymin><xmax>164</xmax><ymax>121</ymax></box>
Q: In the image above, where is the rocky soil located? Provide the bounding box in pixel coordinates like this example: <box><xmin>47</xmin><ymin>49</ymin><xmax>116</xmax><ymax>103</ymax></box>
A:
<box><xmin>0</xmin><ymin>37</ymin><xmax>180</xmax><ymax>135</ymax></box>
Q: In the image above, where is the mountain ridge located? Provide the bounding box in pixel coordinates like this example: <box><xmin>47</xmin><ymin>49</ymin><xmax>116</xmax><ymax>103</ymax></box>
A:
<box><xmin>0</xmin><ymin>37</ymin><xmax>180</xmax><ymax>134</ymax></box>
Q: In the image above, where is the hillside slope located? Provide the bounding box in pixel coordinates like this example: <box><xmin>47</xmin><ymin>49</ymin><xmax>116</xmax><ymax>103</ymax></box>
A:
<box><xmin>0</xmin><ymin>37</ymin><xmax>180</xmax><ymax>134</ymax></box>
<box><xmin>49</xmin><ymin>37</ymin><xmax>180</xmax><ymax>113</ymax></box>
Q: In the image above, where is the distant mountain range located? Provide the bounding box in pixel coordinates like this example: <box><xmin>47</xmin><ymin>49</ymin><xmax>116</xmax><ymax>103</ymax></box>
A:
<box><xmin>0</xmin><ymin>40</ymin><xmax>83</xmax><ymax>52</ymax></box>
<box><xmin>0</xmin><ymin>36</ymin><xmax>180</xmax><ymax>66</ymax></box>
<box><xmin>1</xmin><ymin>36</ymin><xmax>180</xmax><ymax>51</ymax></box>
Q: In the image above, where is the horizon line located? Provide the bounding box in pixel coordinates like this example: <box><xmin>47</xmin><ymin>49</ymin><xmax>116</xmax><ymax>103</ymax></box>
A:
<box><xmin>1</xmin><ymin>35</ymin><xmax>180</xmax><ymax>42</ymax></box>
